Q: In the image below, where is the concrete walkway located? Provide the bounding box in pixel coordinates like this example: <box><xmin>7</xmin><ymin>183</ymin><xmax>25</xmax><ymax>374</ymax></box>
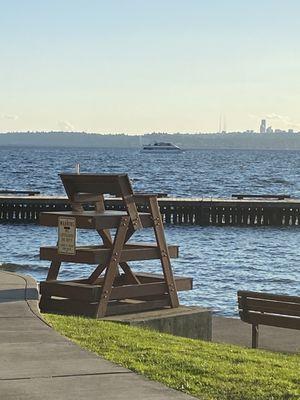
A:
<box><xmin>0</xmin><ymin>271</ymin><xmax>196</xmax><ymax>400</ymax></box>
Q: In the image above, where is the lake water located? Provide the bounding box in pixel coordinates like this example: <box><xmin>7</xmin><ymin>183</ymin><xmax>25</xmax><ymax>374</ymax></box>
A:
<box><xmin>0</xmin><ymin>146</ymin><xmax>299</xmax><ymax>316</ymax></box>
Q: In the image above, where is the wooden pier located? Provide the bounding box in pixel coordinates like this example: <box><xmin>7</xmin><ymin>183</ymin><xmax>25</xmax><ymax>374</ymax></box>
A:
<box><xmin>0</xmin><ymin>195</ymin><xmax>300</xmax><ymax>226</ymax></box>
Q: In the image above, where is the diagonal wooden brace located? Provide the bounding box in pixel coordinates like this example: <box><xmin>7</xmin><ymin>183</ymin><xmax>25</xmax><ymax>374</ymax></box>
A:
<box><xmin>96</xmin><ymin>227</ymin><xmax>140</xmax><ymax>284</ymax></box>
<box><xmin>46</xmin><ymin>260</ymin><xmax>61</xmax><ymax>281</ymax></box>
<box><xmin>95</xmin><ymin>216</ymin><xmax>130</xmax><ymax>317</ymax></box>
<box><xmin>87</xmin><ymin>263</ymin><xmax>107</xmax><ymax>284</ymax></box>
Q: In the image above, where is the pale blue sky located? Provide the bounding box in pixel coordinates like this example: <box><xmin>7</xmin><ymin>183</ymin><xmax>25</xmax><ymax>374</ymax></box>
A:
<box><xmin>0</xmin><ymin>0</ymin><xmax>299</xmax><ymax>133</ymax></box>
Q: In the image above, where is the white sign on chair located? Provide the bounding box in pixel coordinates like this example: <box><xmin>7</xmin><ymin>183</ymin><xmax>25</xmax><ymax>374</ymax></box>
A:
<box><xmin>58</xmin><ymin>217</ymin><xmax>76</xmax><ymax>255</ymax></box>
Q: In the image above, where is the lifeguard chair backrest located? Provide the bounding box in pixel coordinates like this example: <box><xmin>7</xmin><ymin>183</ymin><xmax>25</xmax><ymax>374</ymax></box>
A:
<box><xmin>60</xmin><ymin>173</ymin><xmax>142</xmax><ymax>229</ymax></box>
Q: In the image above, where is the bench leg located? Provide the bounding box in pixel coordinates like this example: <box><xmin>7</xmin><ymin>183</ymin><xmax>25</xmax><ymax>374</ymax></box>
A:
<box><xmin>252</xmin><ymin>324</ymin><xmax>259</xmax><ymax>348</ymax></box>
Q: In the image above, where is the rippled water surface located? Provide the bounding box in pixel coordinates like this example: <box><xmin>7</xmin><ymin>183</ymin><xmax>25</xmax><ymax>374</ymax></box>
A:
<box><xmin>0</xmin><ymin>146</ymin><xmax>299</xmax><ymax>316</ymax></box>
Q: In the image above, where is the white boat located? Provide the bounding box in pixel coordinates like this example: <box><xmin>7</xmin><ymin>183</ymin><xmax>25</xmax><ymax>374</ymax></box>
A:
<box><xmin>141</xmin><ymin>142</ymin><xmax>182</xmax><ymax>153</ymax></box>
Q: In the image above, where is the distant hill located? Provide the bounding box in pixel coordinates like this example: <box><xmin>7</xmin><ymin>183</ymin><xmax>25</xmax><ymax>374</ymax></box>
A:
<box><xmin>1</xmin><ymin>131</ymin><xmax>300</xmax><ymax>150</ymax></box>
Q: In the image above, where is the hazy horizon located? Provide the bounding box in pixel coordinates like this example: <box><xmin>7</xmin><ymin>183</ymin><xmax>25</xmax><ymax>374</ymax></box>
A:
<box><xmin>1</xmin><ymin>1</ymin><xmax>300</xmax><ymax>134</ymax></box>
<box><xmin>1</xmin><ymin>129</ymin><xmax>300</xmax><ymax>135</ymax></box>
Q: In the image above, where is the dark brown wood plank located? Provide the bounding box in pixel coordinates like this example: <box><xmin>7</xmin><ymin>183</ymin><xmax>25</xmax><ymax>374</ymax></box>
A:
<box><xmin>73</xmin><ymin>193</ymin><xmax>103</xmax><ymax>204</ymax></box>
<box><xmin>45</xmin><ymin>260</ymin><xmax>61</xmax><ymax>281</ymax></box>
<box><xmin>39</xmin><ymin>211</ymin><xmax>153</xmax><ymax>229</ymax></box>
<box><xmin>97</xmin><ymin>228</ymin><xmax>113</xmax><ymax>247</ymax></box>
<box><xmin>238</xmin><ymin>298</ymin><xmax>300</xmax><ymax>317</ymax></box>
<box><xmin>41</xmin><ymin>296</ymin><xmax>171</xmax><ymax>318</ymax></box>
<box><xmin>135</xmin><ymin>273</ymin><xmax>192</xmax><ymax>290</ymax></box>
<box><xmin>118</xmin><ymin>175</ymin><xmax>142</xmax><ymax>230</ymax></box>
<box><xmin>40</xmin><ymin>298</ymin><xmax>98</xmax><ymax>317</ymax></box>
<box><xmin>40</xmin><ymin>281</ymin><xmax>101</xmax><ymax>301</ymax></box>
<box><xmin>40</xmin><ymin>244</ymin><xmax>179</xmax><ymax>264</ymax></box>
<box><xmin>97</xmin><ymin>227</ymin><xmax>140</xmax><ymax>284</ymax></box>
<box><xmin>96</xmin><ymin>216</ymin><xmax>130</xmax><ymax>317</ymax></box>
<box><xmin>240</xmin><ymin>311</ymin><xmax>300</xmax><ymax>330</ymax></box>
<box><xmin>60</xmin><ymin>173</ymin><xmax>128</xmax><ymax>198</ymax></box>
<box><xmin>110</xmin><ymin>282</ymin><xmax>168</xmax><ymax>300</ymax></box>
<box><xmin>87</xmin><ymin>264</ymin><xmax>107</xmax><ymax>285</ymax></box>
<box><xmin>238</xmin><ymin>290</ymin><xmax>300</xmax><ymax>304</ymax></box>
<box><xmin>119</xmin><ymin>262</ymin><xmax>141</xmax><ymax>285</ymax></box>
<box><xmin>149</xmin><ymin>196</ymin><xmax>179</xmax><ymax>308</ymax></box>
<box><xmin>105</xmin><ymin>298</ymin><xmax>171</xmax><ymax>316</ymax></box>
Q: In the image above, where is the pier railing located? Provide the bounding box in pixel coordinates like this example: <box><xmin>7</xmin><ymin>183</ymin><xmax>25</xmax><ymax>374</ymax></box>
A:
<box><xmin>0</xmin><ymin>195</ymin><xmax>299</xmax><ymax>226</ymax></box>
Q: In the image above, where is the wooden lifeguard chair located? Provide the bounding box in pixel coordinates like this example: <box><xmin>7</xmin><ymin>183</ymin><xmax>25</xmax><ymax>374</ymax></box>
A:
<box><xmin>39</xmin><ymin>173</ymin><xmax>192</xmax><ymax>318</ymax></box>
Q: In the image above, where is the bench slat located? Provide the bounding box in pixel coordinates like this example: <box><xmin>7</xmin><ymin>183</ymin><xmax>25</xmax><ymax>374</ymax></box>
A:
<box><xmin>238</xmin><ymin>290</ymin><xmax>300</xmax><ymax>304</ymax></box>
<box><xmin>238</xmin><ymin>298</ymin><xmax>300</xmax><ymax>317</ymax></box>
<box><xmin>240</xmin><ymin>311</ymin><xmax>300</xmax><ymax>330</ymax></box>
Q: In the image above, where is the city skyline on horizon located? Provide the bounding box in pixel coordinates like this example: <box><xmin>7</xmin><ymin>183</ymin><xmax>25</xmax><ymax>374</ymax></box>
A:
<box><xmin>1</xmin><ymin>116</ymin><xmax>299</xmax><ymax>135</ymax></box>
<box><xmin>1</xmin><ymin>1</ymin><xmax>300</xmax><ymax>134</ymax></box>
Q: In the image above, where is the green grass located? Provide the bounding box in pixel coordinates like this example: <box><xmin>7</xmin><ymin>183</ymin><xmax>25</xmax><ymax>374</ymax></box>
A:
<box><xmin>44</xmin><ymin>314</ymin><xmax>300</xmax><ymax>400</ymax></box>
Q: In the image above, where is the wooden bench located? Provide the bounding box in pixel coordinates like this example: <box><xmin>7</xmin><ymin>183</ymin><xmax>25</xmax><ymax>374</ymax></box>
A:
<box><xmin>237</xmin><ymin>291</ymin><xmax>300</xmax><ymax>348</ymax></box>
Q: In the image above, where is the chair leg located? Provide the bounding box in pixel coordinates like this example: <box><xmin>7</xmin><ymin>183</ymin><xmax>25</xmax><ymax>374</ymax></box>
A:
<box><xmin>148</xmin><ymin>197</ymin><xmax>179</xmax><ymax>308</ymax></box>
<box><xmin>252</xmin><ymin>324</ymin><xmax>259</xmax><ymax>348</ymax></box>
<box><xmin>39</xmin><ymin>260</ymin><xmax>62</xmax><ymax>312</ymax></box>
<box><xmin>46</xmin><ymin>260</ymin><xmax>61</xmax><ymax>281</ymax></box>
<box><xmin>95</xmin><ymin>216</ymin><xmax>130</xmax><ymax>318</ymax></box>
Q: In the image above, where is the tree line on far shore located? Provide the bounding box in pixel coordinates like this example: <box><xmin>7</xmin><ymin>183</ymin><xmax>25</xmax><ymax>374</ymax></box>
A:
<box><xmin>1</xmin><ymin>131</ymin><xmax>300</xmax><ymax>150</ymax></box>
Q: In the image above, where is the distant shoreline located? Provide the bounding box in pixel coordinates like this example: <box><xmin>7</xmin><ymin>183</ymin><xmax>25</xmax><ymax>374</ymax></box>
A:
<box><xmin>1</xmin><ymin>131</ymin><xmax>300</xmax><ymax>150</ymax></box>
